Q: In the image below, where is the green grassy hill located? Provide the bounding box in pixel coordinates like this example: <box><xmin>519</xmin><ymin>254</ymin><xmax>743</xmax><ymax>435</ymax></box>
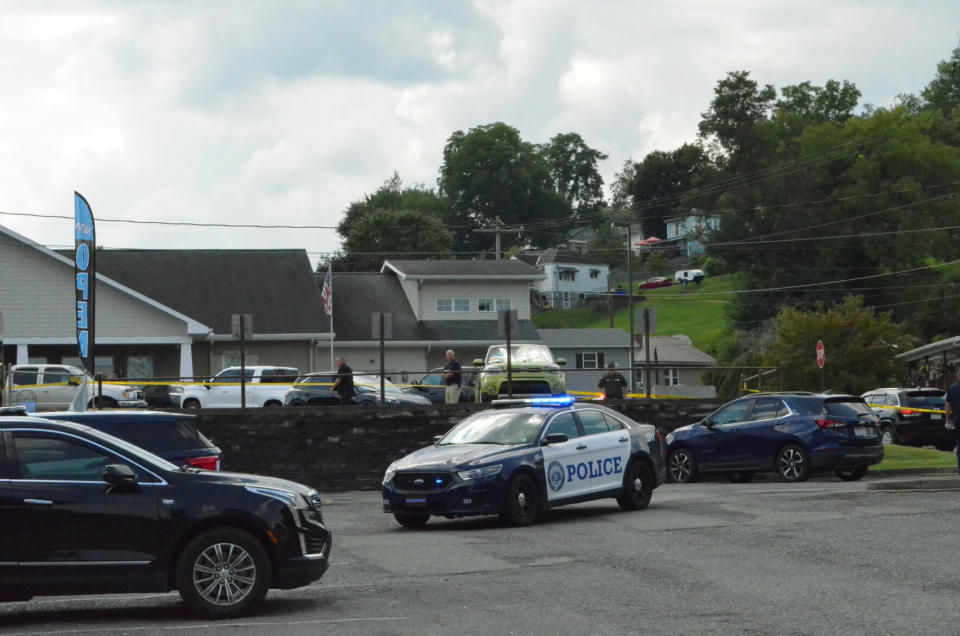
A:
<box><xmin>533</xmin><ymin>275</ymin><xmax>737</xmax><ymax>356</ymax></box>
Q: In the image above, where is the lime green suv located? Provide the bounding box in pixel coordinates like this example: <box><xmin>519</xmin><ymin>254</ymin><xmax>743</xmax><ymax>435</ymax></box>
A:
<box><xmin>473</xmin><ymin>344</ymin><xmax>566</xmax><ymax>402</ymax></box>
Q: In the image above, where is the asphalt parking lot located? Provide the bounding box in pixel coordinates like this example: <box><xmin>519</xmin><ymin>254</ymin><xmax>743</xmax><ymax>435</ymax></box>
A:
<box><xmin>3</xmin><ymin>476</ymin><xmax>960</xmax><ymax>636</ymax></box>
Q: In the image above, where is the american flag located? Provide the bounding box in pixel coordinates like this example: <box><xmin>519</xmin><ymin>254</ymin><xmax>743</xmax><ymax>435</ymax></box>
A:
<box><xmin>321</xmin><ymin>265</ymin><xmax>333</xmax><ymax>316</ymax></box>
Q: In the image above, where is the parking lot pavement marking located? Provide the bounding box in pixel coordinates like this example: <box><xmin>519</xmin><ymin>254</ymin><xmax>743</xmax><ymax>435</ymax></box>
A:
<box><xmin>5</xmin><ymin>615</ymin><xmax>410</xmax><ymax>636</ymax></box>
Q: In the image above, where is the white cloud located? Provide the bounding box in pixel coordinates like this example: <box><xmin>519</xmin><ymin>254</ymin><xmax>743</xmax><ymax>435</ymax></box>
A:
<box><xmin>0</xmin><ymin>0</ymin><xmax>956</xmax><ymax>264</ymax></box>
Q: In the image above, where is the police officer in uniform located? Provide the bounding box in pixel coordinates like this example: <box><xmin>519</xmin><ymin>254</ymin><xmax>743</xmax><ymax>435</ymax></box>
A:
<box><xmin>598</xmin><ymin>361</ymin><xmax>628</xmax><ymax>400</ymax></box>
<box><xmin>332</xmin><ymin>356</ymin><xmax>356</xmax><ymax>405</ymax></box>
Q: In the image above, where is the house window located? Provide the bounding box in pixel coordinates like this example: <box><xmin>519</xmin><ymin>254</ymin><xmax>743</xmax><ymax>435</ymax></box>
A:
<box><xmin>479</xmin><ymin>298</ymin><xmax>494</xmax><ymax>312</ymax></box>
<box><xmin>496</xmin><ymin>298</ymin><xmax>511</xmax><ymax>311</ymax></box>
<box><xmin>664</xmin><ymin>369</ymin><xmax>680</xmax><ymax>386</ymax></box>
<box><xmin>559</xmin><ymin>269</ymin><xmax>576</xmax><ymax>282</ymax></box>
<box><xmin>582</xmin><ymin>352</ymin><xmax>598</xmax><ymax>369</ymax></box>
<box><xmin>453</xmin><ymin>298</ymin><xmax>470</xmax><ymax>312</ymax></box>
<box><xmin>590</xmin><ymin>269</ymin><xmax>600</xmax><ymax>279</ymax></box>
<box><xmin>437</xmin><ymin>298</ymin><xmax>452</xmax><ymax>312</ymax></box>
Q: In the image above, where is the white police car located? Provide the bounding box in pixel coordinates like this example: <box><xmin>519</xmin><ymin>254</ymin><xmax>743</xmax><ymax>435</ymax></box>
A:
<box><xmin>382</xmin><ymin>398</ymin><xmax>667</xmax><ymax>527</ymax></box>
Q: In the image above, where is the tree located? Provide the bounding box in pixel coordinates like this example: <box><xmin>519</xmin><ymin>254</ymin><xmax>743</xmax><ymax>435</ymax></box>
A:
<box><xmin>540</xmin><ymin>132</ymin><xmax>608</xmax><ymax>218</ymax></box>
<box><xmin>698</xmin><ymin>70</ymin><xmax>776</xmax><ymax>161</ymax></box>
<box><xmin>922</xmin><ymin>42</ymin><xmax>960</xmax><ymax>115</ymax></box>
<box><xmin>585</xmin><ymin>220</ymin><xmax>625</xmax><ymax>270</ymax></box>
<box><xmin>760</xmin><ymin>296</ymin><xmax>913</xmax><ymax>394</ymax></box>
<box><xmin>439</xmin><ymin>122</ymin><xmax>571</xmax><ymax>253</ymax></box>
<box><xmin>336</xmin><ymin>173</ymin><xmax>453</xmax><ymax>271</ymax></box>
<box><xmin>630</xmin><ymin>144</ymin><xmax>713</xmax><ymax>238</ymax></box>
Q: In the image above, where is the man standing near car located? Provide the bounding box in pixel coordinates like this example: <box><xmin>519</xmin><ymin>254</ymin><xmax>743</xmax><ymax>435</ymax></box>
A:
<box><xmin>946</xmin><ymin>369</ymin><xmax>960</xmax><ymax>472</ymax></box>
<box><xmin>443</xmin><ymin>349</ymin><xmax>462</xmax><ymax>404</ymax></box>
<box><xmin>332</xmin><ymin>356</ymin><xmax>355</xmax><ymax>405</ymax></box>
<box><xmin>598</xmin><ymin>361</ymin><xmax>628</xmax><ymax>400</ymax></box>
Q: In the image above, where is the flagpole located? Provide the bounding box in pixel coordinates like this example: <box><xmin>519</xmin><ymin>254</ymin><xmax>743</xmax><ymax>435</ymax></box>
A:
<box><xmin>328</xmin><ymin>265</ymin><xmax>334</xmax><ymax>369</ymax></box>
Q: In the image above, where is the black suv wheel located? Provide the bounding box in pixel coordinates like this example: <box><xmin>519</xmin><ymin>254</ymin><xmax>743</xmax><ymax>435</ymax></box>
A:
<box><xmin>176</xmin><ymin>527</ymin><xmax>271</xmax><ymax>619</ymax></box>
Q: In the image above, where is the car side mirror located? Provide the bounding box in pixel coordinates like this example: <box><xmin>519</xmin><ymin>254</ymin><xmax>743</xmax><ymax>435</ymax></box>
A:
<box><xmin>102</xmin><ymin>463</ymin><xmax>138</xmax><ymax>489</ymax></box>
<box><xmin>542</xmin><ymin>433</ymin><xmax>568</xmax><ymax>446</ymax></box>
<box><xmin>703</xmin><ymin>418</ymin><xmax>715</xmax><ymax>428</ymax></box>
<box><xmin>556</xmin><ymin>358</ymin><xmax>567</xmax><ymax>366</ymax></box>
<box><xmin>433</xmin><ymin>435</ymin><xmax>444</xmax><ymax>444</ymax></box>
<box><xmin>473</xmin><ymin>359</ymin><xmax>484</xmax><ymax>366</ymax></box>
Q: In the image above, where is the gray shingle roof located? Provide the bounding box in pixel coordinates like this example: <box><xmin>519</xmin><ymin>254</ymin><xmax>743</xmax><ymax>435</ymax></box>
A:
<box><xmin>516</xmin><ymin>248</ymin><xmax>606</xmax><ymax>266</ymax></box>
<box><xmin>641</xmin><ymin>336</ymin><xmax>717</xmax><ymax>366</ymax></box>
<box><xmin>330</xmin><ymin>273</ymin><xmax>421</xmax><ymax>341</ymax></box>
<box><xmin>539</xmin><ymin>329</ymin><xmax>716</xmax><ymax>365</ymax></box>
<box><xmin>419</xmin><ymin>320</ymin><xmax>541</xmax><ymax>342</ymax></box>
<box><xmin>81</xmin><ymin>249</ymin><xmax>327</xmax><ymax>334</ymax></box>
<box><xmin>539</xmin><ymin>328</ymin><xmax>631</xmax><ymax>348</ymax></box>
<box><xmin>382</xmin><ymin>259</ymin><xmax>544</xmax><ymax>279</ymax></box>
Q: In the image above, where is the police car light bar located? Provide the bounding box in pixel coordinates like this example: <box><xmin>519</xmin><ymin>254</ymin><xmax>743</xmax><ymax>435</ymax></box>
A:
<box><xmin>491</xmin><ymin>396</ymin><xmax>576</xmax><ymax>407</ymax></box>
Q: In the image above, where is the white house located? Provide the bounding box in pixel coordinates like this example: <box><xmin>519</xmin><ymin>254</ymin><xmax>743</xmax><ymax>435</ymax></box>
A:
<box><xmin>517</xmin><ymin>249</ymin><xmax>609</xmax><ymax>309</ymax></box>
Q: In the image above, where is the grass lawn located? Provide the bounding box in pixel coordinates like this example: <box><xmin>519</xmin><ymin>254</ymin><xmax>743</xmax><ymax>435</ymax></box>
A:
<box><xmin>871</xmin><ymin>444</ymin><xmax>957</xmax><ymax>472</ymax></box>
<box><xmin>533</xmin><ymin>274</ymin><xmax>737</xmax><ymax>356</ymax></box>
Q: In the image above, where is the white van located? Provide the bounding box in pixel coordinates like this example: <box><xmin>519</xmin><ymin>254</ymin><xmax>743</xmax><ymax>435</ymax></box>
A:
<box><xmin>674</xmin><ymin>269</ymin><xmax>705</xmax><ymax>285</ymax></box>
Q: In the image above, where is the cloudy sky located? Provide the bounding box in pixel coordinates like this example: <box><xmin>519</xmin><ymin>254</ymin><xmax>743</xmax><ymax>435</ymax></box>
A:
<box><xmin>0</xmin><ymin>0</ymin><xmax>957</xmax><ymax>262</ymax></box>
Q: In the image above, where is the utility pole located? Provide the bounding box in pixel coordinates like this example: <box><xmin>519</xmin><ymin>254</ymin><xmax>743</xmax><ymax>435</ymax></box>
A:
<box><xmin>473</xmin><ymin>216</ymin><xmax>523</xmax><ymax>261</ymax></box>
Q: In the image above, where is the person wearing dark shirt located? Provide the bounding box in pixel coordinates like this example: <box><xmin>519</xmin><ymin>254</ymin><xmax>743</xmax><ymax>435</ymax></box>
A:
<box><xmin>443</xmin><ymin>349</ymin><xmax>462</xmax><ymax>404</ymax></box>
<box><xmin>946</xmin><ymin>369</ymin><xmax>960</xmax><ymax>472</ymax></box>
<box><xmin>597</xmin><ymin>361</ymin><xmax>628</xmax><ymax>400</ymax></box>
<box><xmin>332</xmin><ymin>356</ymin><xmax>355</xmax><ymax>405</ymax></box>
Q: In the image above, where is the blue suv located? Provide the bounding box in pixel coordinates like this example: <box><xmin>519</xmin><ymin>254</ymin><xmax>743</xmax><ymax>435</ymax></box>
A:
<box><xmin>665</xmin><ymin>393</ymin><xmax>883</xmax><ymax>483</ymax></box>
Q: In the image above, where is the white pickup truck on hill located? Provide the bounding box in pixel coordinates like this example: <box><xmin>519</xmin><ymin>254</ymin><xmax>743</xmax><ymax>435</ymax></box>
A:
<box><xmin>180</xmin><ymin>365</ymin><xmax>299</xmax><ymax>409</ymax></box>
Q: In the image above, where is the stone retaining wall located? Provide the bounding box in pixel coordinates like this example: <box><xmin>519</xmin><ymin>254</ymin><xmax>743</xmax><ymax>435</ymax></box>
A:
<box><xmin>192</xmin><ymin>399</ymin><xmax>722</xmax><ymax>491</ymax></box>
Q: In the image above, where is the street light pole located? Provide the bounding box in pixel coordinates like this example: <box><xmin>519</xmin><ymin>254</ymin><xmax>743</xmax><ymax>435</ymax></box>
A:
<box><xmin>626</xmin><ymin>223</ymin><xmax>635</xmax><ymax>393</ymax></box>
<box><xmin>613</xmin><ymin>221</ymin><xmax>636</xmax><ymax>392</ymax></box>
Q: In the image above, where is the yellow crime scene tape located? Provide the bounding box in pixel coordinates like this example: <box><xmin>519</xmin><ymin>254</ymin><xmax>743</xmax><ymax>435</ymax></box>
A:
<box><xmin>865</xmin><ymin>403</ymin><xmax>947</xmax><ymax>415</ymax></box>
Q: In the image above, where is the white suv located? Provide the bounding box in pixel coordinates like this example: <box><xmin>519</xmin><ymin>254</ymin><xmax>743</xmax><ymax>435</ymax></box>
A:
<box><xmin>6</xmin><ymin>364</ymin><xmax>147</xmax><ymax>411</ymax></box>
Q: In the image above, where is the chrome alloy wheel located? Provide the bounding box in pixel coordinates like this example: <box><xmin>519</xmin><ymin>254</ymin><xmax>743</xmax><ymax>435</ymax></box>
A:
<box><xmin>778</xmin><ymin>447</ymin><xmax>805</xmax><ymax>480</ymax></box>
<box><xmin>192</xmin><ymin>542</ymin><xmax>257</xmax><ymax>607</ymax></box>
<box><xmin>633</xmin><ymin>475</ymin><xmax>644</xmax><ymax>493</ymax></box>
<box><xmin>880</xmin><ymin>429</ymin><xmax>895</xmax><ymax>446</ymax></box>
<box><xmin>669</xmin><ymin>450</ymin><xmax>693</xmax><ymax>482</ymax></box>
<box><xmin>516</xmin><ymin>489</ymin><xmax>529</xmax><ymax>515</ymax></box>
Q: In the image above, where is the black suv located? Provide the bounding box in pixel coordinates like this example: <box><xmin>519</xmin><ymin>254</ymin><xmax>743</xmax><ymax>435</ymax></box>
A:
<box><xmin>861</xmin><ymin>388</ymin><xmax>953</xmax><ymax>450</ymax></box>
<box><xmin>0</xmin><ymin>416</ymin><xmax>331</xmax><ymax>618</ymax></box>
<box><xmin>39</xmin><ymin>410</ymin><xmax>223</xmax><ymax>470</ymax></box>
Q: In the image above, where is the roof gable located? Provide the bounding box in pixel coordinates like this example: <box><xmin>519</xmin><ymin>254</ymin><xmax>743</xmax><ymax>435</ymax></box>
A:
<box><xmin>1</xmin><ymin>224</ymin><xmax>207</xmax><ymax>334</ymax></box>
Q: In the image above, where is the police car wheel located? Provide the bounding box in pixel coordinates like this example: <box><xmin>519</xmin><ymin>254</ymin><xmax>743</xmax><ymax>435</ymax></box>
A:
<box><xmin>667</xmin><ymin>448</ymin><xmax>699</xmax><ymax>483</ymax></box>
<box><xmin>617</xmin><ymin>461</ymin><xmax>653</xmax><ymax>511</ymax></box>
<box><xmin>393</xmin><ymin>512</ymin><xmax>430</xmax><ymax>528</ymax></box>
<box><xmin>501</xmin><ymin>474</ymin><xmax>539</xmax><ymax>526</ymax></box>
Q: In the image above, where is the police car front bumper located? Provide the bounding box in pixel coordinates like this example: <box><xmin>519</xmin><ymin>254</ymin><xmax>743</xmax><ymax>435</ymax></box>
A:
<box><xmin>382</xmin><ymin>472</ymin><xmax>509</xmax><ymax>518</ymax></box>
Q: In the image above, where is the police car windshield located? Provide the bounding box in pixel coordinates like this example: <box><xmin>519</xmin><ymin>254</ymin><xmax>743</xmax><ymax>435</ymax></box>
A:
<box><xmin>439</xmin><ymin>411</ymin><xmax>546</xmax><ymax>446</ymax></box>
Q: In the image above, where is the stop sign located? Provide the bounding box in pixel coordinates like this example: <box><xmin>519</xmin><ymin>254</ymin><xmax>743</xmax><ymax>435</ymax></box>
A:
<box><xmin>816</xmin><ymin>340</ymin><xmax>825</xmax><ymax>369</ymax></box>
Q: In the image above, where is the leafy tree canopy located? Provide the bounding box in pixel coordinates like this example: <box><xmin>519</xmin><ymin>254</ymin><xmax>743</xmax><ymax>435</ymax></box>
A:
<box><xmin>439</xmin><ymin>122</ymin><xmax>572</xmax><ymax>253</ymax></box>
<box><xmin>922</xmin><ymin>42</ymin><xmax>960</xmax><ymax>115</ymax></box>
<box><xmin>335</xmin><ymin>172</ymin><xmax>452</xmax><ymax>271</ymax></box>
<box><xmin>760</xmin><ymin>296</ymin><xmax>913</xmax><ymax>394</ymax></box>
<box><xmin>540</xmin><ymin>132</ymin><xmax>608</xmax><ymax>218</ymax></box>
